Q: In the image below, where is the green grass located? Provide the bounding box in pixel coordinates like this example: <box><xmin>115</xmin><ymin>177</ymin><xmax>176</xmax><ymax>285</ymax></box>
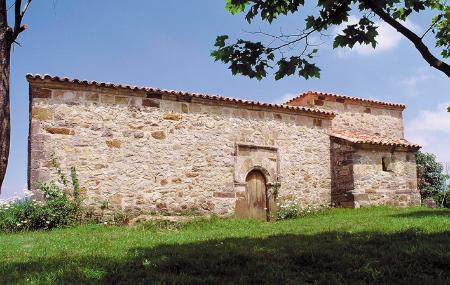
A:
<box><xmin>0</xmin><ymin>206</ymin><xmax>449</xmax><ymax>284</ymax></box>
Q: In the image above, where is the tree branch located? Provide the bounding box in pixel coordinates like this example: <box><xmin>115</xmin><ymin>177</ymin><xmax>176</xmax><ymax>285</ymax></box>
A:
<box><xmin>21</xmin><ymin>0</ymin><xmax>31</xmax><ymax>17</ymax></box>
<box><xmin>12</xmin><ymin>0</ymin><xmax>22</xmax><ymax>38</ymax></box>
<box><xmin>260</xmin><ymin>1</ymin><xmax>352</xmax><ymax>53</ymax></box>
<box><xmin>420</xmin><ymin>15</ymin><xmax>440</xmax><ymax>39</ymax></box>
<box><xmin>363</xmin><ymin>0</ymin><xmax>450</xmax><ymax>77</ymax></box>
<box><xmin>10</xmin><ymin>0</ymin><xmax>31</xmax><ymax>43</ymax></box>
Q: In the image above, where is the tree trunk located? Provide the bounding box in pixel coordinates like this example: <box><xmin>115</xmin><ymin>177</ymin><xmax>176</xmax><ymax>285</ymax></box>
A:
<box><xmin>0</xmin><ymin>25</ymin><xmax>11</xmax><ymax>192</ymax></box>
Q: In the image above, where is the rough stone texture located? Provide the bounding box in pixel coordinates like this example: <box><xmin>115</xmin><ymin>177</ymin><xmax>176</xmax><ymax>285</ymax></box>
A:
<box><xmin>330</xmin><ymin>138</ymin><xmax>355</xmax><ymax>207</ymax></box>
<box><xmin>46</xmin><ymin>127</ymin><xmax>75</xmax><ymax>135</ymax></box>
<box><xmin>290</xmin><ymin>93</ymin><xmax>404</xmax><ymax>139</ymax></box>
<box><xmin>330</xmin><ymin>137</ymin><xmax>420</xmax><ymax>208</ymax></box>
<box><xmin>28</xmin><ymin>85</ymin><xmax>333</xmax><ymax>216</ymax></box>
<box><xmin>352</xmin><ymin>148</ymin><xmax>420</xmax><ymax>207</ymax></box>
<box><xmin>27</xmin><ymin>78</ymin><xmax>421</xmax><ymax>216</ymax></box>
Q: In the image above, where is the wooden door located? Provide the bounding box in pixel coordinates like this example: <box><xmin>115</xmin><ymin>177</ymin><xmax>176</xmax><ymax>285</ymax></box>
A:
<box><xmin>245</xmin><ymin>170</ymin><xmax>267</xmax><ymax>220</ymax></box>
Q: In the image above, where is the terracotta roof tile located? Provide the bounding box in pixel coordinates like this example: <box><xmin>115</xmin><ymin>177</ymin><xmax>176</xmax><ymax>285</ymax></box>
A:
<box><xmin>331</xmin><ymin>129</ymin><xmax>420</xmax><ymax>149</ymax></box>
<box><xmin>26</xmin><ymin>74</ymin><xmax>335</xmax><ymax>117</ymax></box>
<box><xmin>285</xmin><ymin>91</ymin><xmax>406</xmax><ymax>109</ymax></box>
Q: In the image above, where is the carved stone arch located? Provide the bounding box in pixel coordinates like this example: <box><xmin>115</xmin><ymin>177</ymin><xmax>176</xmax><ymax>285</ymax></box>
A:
<box><xmin>244</xmin><ymin>165</ymin><xmax>274</xmax><ymax>185</ymax></box>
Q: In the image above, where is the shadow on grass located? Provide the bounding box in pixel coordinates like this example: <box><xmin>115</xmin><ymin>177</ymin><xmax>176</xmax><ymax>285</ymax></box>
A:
<box><xmin>1</xmin><ymin>230</ymin><xmax>449</xmax><ymax>284</ymax></box>
<box><xmin>392</xmin><ymin>210</ymin><xmax>450</xmax><ymax>218</ymax></box>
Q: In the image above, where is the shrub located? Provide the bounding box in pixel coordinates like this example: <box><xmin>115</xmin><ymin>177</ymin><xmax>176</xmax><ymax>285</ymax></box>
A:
<box><xmin>416</xmin><ymin>151</ymin><xmax>449</xmax><ymax>207</ymax></box>
<box><xmin>277</xmin><ymin>200</ymin><xmax>301</xmax><ymax>220</ymax></box>
<box><xmin>277</xmin><ymin>200</ymin><xmax>330</xmax><ymax>220</ymax></box>
<box><xmin>435</xmin><ymin>187</ymin><xmax>450</xmax><ymax>208</ymax></box>
<box><xmin>0</xmin><ymin>182</ymin><xmax>81</xmax><ymax>232</ymax></box>
<box><xmin>0</xmin><ymin>160</ymin><xmax>82</xmax><ymax>232</ymax></box>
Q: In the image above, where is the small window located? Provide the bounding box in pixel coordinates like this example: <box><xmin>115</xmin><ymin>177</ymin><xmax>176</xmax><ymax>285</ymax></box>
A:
<box><xmin>364</xmin><ymin>107</ymin><xmax>371</xmax><ymax>114</ymax></box>
<box><xmin>382</xmin><ymin>157</ymin><xmax>392</xmax><ymax>172</ymax></box>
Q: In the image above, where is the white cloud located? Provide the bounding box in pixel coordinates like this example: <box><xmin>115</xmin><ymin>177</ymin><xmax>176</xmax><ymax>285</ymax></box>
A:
<box><xmin>405</xmin><ymin>101</ymin><xmax>450</xmax><ymax>167</ymax></box>
<box><xmin>398</xmin><ymin>67</ymin><xmax>432</xmax><ymax>97</ymax></box>
<box><xmin>271</xmin><ymin>93</ymin><xmax>298</xmax><ymax>104</ymax></box>
<box><xmin>335</xmin><ymin>16</ymin><xmax>421</xmax><ymax>57</ymax></box>
<box><xmin>400</xmin><ymin>69</ymin><xmax>430</xmax><ymax>88</ymax></box>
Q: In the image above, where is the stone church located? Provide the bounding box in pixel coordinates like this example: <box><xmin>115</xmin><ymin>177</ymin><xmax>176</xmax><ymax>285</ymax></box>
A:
<box><xmin>27</xmin><ymin>74</ymin><xmax>421</xmax><ymax>220</ymax></box>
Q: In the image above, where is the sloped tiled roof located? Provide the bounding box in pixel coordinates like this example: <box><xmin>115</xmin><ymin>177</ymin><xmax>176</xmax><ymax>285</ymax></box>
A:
<box><xmin>331</xmin><ymin>129</ymin><xmax>420</xmax><ymax>150</ymax></box>
<box><xmin>26</xmin><ymin>74</ymin><xmax>335</xmax><ymax>117</ymax></box>
<box><xmin>285</xmin><ymin>90</ymin><xmax>406</xmax><ymax>109</ymax></box>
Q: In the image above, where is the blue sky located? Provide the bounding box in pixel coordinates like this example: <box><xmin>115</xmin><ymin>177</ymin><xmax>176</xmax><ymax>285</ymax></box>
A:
<box><xmin>1</xmin><ymin>1</ymin><xmax>449</xmax><ymax>199</ymax></box>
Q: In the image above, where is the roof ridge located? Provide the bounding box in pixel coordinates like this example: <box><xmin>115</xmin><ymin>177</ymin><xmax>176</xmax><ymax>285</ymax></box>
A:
<box><xmin>285</xmin><ymin>90</ymin><xmax>406</xmax><ymax>109</ymax></box>
<box><xmin>26</xmin><ymin>74</ymin><xmax>336</xmax><ymax>117</ymax></box>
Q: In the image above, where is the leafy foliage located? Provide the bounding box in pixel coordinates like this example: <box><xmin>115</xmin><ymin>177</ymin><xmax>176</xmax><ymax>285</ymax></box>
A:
<box><xmin>0</xmin><ymin>160</ymin><xmax>83</xmax><ymax>232</ymax></box>
<box><xmin>0</xmin><ymin>182</ymin><xmax>79</xmax><ymax>232</ymax></box>
<box><xmin>212</xmin><ymin>0</ymin><xmax>450</xmax><ymax>80</ymax></box>
<box><xmin>416</xmin><ymin>151</ymin><xmax>449</xmax><ymax>207</ymax></box>
<box><xmin>277</xmin><ymin>200</ymin><xmax>330</xmax><ymax>220</ymax></box>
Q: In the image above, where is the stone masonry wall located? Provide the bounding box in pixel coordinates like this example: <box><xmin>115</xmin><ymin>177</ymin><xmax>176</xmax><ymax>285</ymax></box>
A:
<box><xmin>330</xmin><ymin>138</ymin><xmax>355</xmax><ymax>207</ymax></box>
<box><xmin>289</xmin><ymin>94</ymin><xmax>405</xmax><ymax>139</ymax></box>
<box><xmin>28</xmin><ymin>82</ymin><xmax>333</xmax><ymax>216</ymax></box>
<box><xmin>352</xmin><ymin>148</ymin><xmax>420</xmax><ymax>207</ymax></box>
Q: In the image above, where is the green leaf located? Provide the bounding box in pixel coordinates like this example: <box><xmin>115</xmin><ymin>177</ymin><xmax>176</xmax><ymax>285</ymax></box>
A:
<box><xmin>305</xmin><ymin>16</ymin><xmax>316</xmax><ymax>29</ymax></box>
<box><xmin>214</xmin><ymin>35</ymin><xmax>229</xmax><ymax>48</ymax></box>
<box><xmin>225</xmin><ymin>0</ymin><xmax>247</xmax><ymax>14</ymax></box>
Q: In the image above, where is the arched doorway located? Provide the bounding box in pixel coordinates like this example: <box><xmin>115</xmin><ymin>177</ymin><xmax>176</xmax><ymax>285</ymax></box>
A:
<box><xmin>244</xmin><ymin>170</ymin><xmax>268</xmax><ymax>220</ymax></box>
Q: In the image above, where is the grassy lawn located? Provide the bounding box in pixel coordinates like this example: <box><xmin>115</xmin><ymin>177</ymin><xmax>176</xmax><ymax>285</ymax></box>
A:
<box><xmin>0</xmin><ymin>207</ymin><xmax>449</xmax><ymax>284</ymax></box>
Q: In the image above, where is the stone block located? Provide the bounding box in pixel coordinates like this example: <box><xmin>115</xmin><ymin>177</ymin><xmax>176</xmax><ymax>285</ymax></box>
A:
<box><xmin>115</xmin><ymin>96</ymin><xmax>129</xmax><ymax>105</ymax></box>
<box><xmin>128</xmin><ymin>123</ymin><xmax>144</xmax><ymax>130</ymax></box>
<box><xmin>190</xmin><ymin>104</ymin><xmax>201</xmax><ymax>113</ymax></box>
<box><xmin>31</xmin><ymin>87</ymin><xmax>51</xmax><ymax>98</ymax></box>
<box><xmin>163</xmin><ymin>112</ymin><xmax>182</xmax><ymax>121</ymax></box>
<box><xmin>32</xmin><ymin>107</ymin><xmax>53</xmax><ymax>121</ymax></box>
<box><xmin>151</xmin><ymin>131</ymin><xmax>166</xmax><ymax>140</ymax></box>
<box><xmin>172</xmin><ymin>177</ymin><xmax>182</xmax><ymax>184</ymax></box>
<box><xmin>181</xmin><ymin>104</ymin><xmax>189</xmax><ymax>113</ymax></box>
<box><xmin>130</xmin><ymin>97</ymin><xmax>143</xmax><ymax>107</ymax></box>
<box><xmin>85</xmin><ymin>93</ymin><xmax>99</xmax><ymax>101</ymax></box>
<box><xmin>46</xmin><ymin>127</ymin><xmax>75</xmax><ymax>135</ymax></box>
<box><xmin>101</xmin><ymin>95</ymin><xmax>115</xmax><ymax>104</ymax></box>
<box><xmin>353</xmin><ymin>193</ymin><xmax>369</xmax><ymax>201</ymax></box>
<box><xmin>213</xmin><ymin>192</ymin><xmax>235</xmax><ymax>198</ymax></box>
<box><xmin>106</xmin><ymin>139</ymin><xmax>122</xmax><ymax>148</ymax></box>
<box><xmin>53</xmin><ymin>90</ymin><xmax>64</xmax><ymax>100</ymax></box>
<box><xmin>185</xmin><ymin>172</ymin><xmax>200</xmax><ymax>178</ymax></box>
<box><xmin>109</xmin><ymin>194</ymin><xmax>123</xmax><ymax>206</ymax></box>
<box><xmin>134</xmin><ymin>131</ymin><xmax>144</xmax><ymax>139</ymax></box>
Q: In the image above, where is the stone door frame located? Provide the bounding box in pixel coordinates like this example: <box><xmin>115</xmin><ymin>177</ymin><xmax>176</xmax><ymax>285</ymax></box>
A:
<box><xmin>233</xmin><ymin>143</ymin><xmax>280</xmax><ymax>220</ymax></box>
